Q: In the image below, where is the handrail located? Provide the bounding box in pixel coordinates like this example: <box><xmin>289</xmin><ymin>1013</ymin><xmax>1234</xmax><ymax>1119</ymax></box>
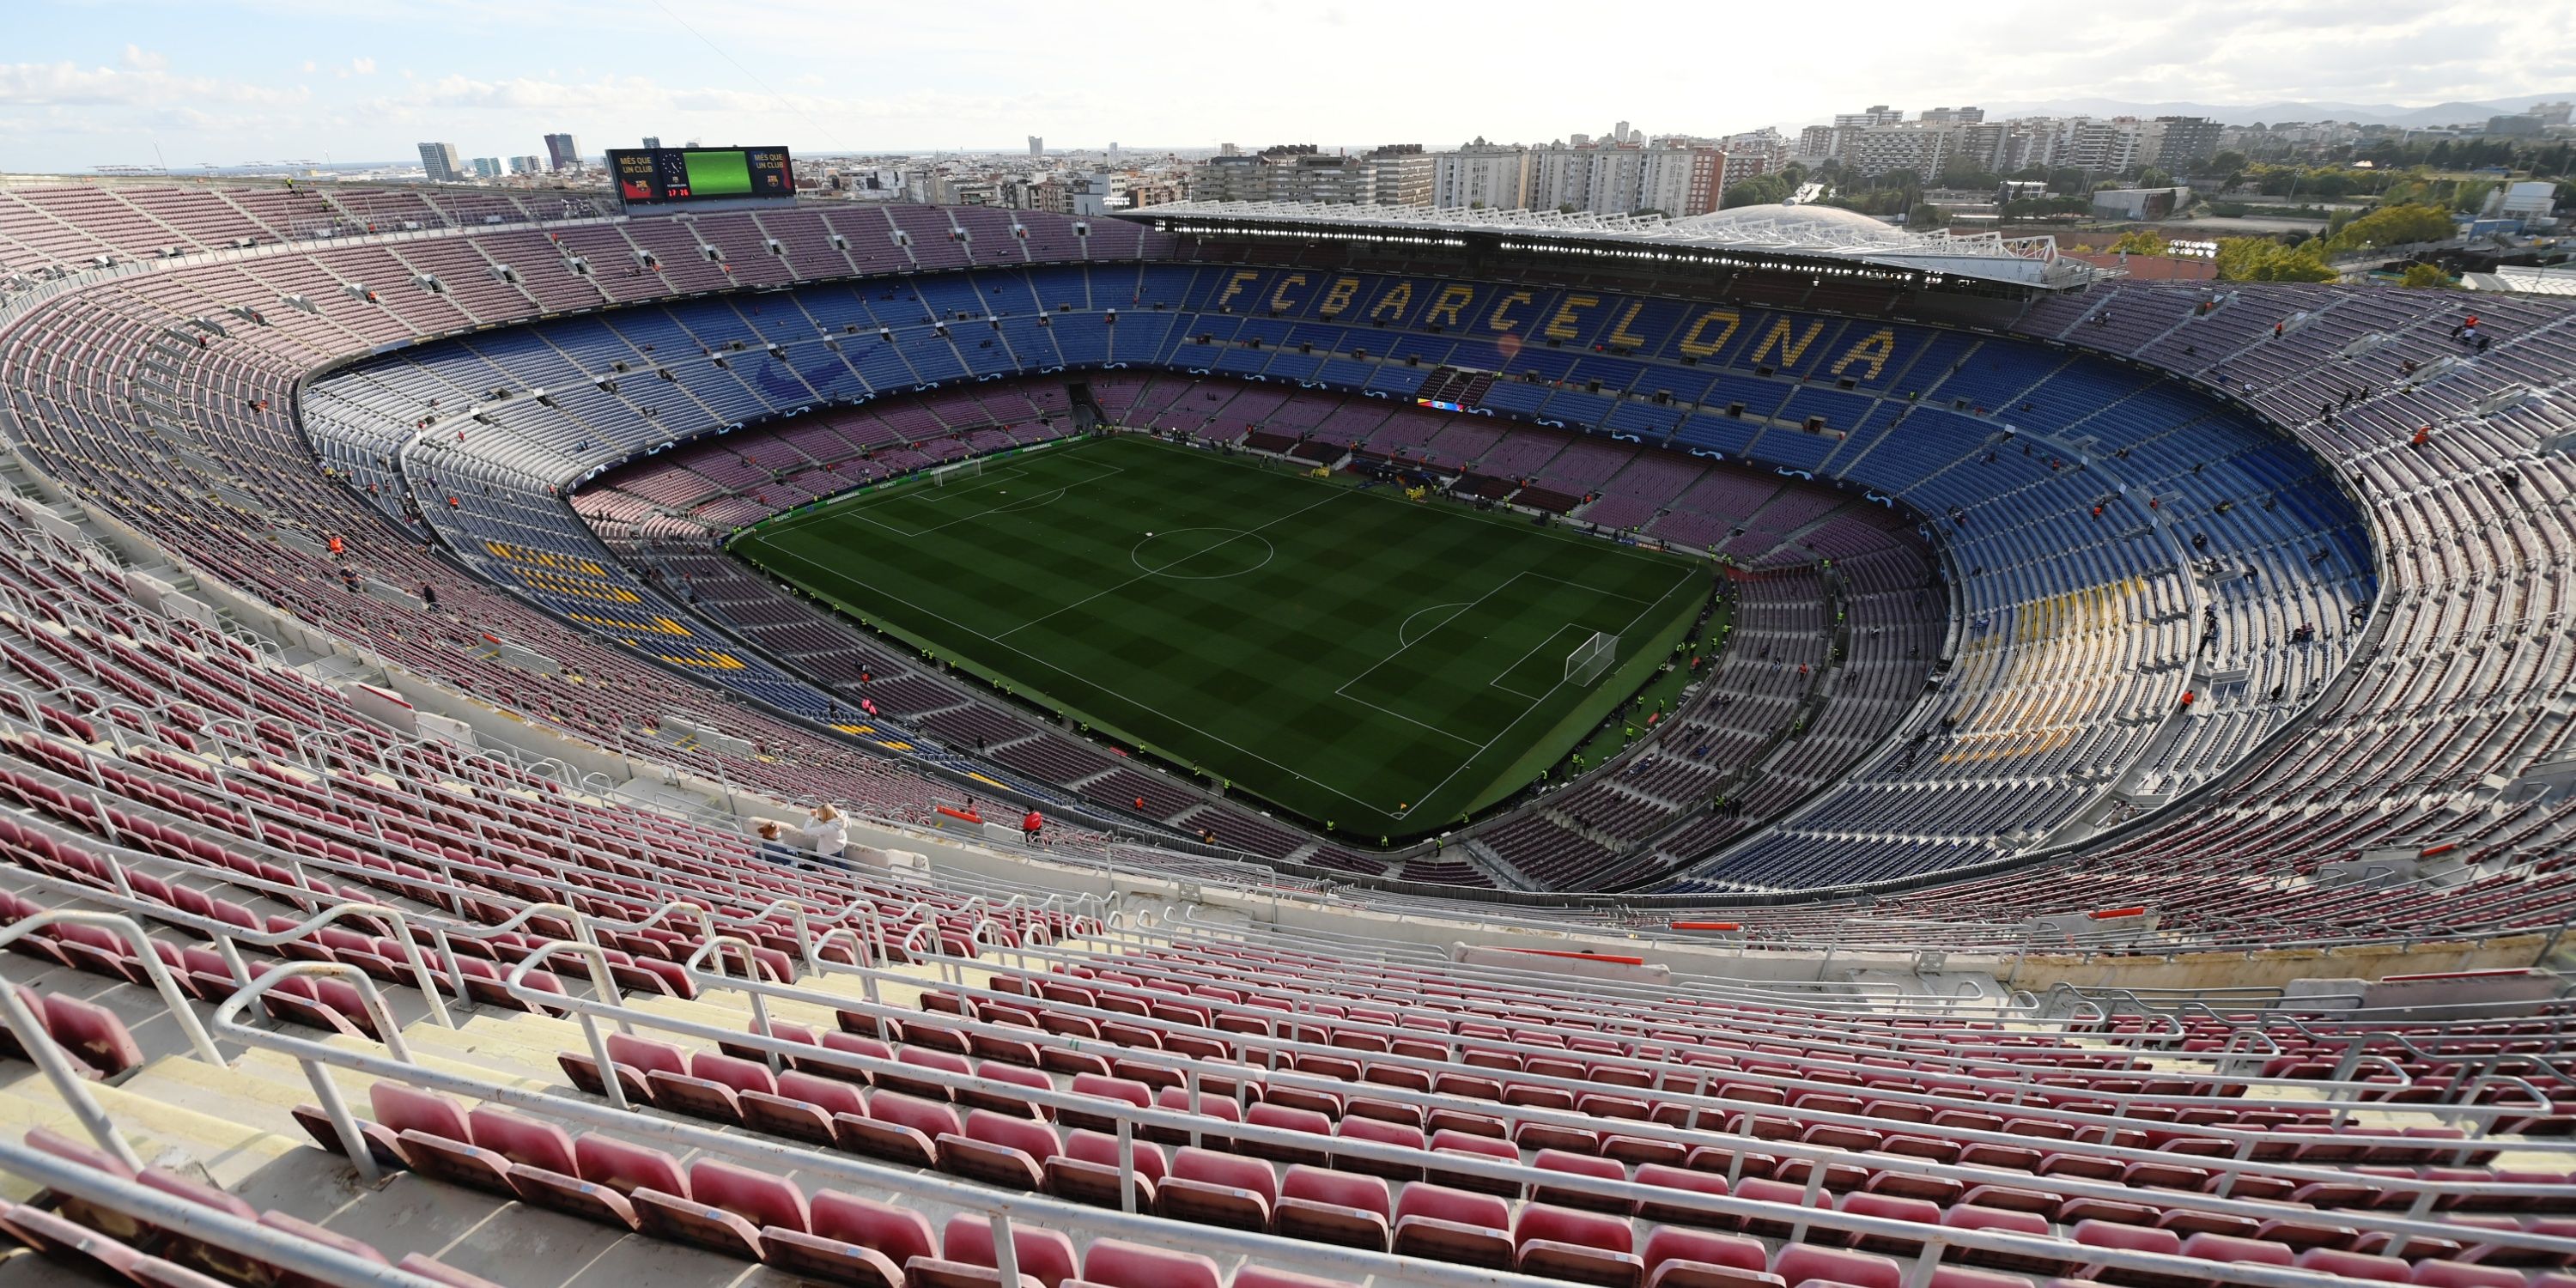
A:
<box><xmin>0</xmin><ymin>975</ymin><xmax>140</xmax><ymax>1169</ymax></box>
<box><xmin>1141</xmin><ymin>911</ymin><xmax>2473</xmax><ymax>1102</ymax></box>
<box><xmin>628</xmin><ymin>938</ymin><xmax>2576</xmax><ymax>1266</ymax></box>
<box><xmin>0</xmin><ymin>1138</ymin><xmax>456</xmax><ymax>1288</ymax></box>
<box><xmin>0</xmin><ymin>909</ymin><xmax>222</xmax><ymax>1066</ymax></box>
<box><xmin>204</xmin><ymin>962</ymin><xmax>1614</xmax><ymax>1288</ymax></box>
<box><xmin>713</xmin><ymin>939</ymin><xmax>2576</xmax><ymax>1231</ymax></box>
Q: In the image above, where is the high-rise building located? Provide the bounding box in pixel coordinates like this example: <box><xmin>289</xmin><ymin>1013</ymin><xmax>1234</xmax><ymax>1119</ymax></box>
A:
<box><xmin>507</xmin><ymin>155</ymin><xmax>544</xmax><ymax>175</ymax></box>
<box><xmin>471</xmin><ymin>157</ymin><xmax>503</xmax><ymax>179</ymax></box>
<box><xmin>2148</xmin><ymin>117</ymin><xmax>2221</xmax><ymax>169</ymax></box>
<box><xmin>1358</xmin><ymin>144</ymin><xmax>1433</xmax><ymax>207</ymax></box>
<box><xmin>1953</xmin><ymin>123</ymin><xmax>2011</xmax><ymax>173</ymax></box>
<box><xmin>1510</xmin><ymin>141</ymin><xmax>1726</xmax><ymax>216</ymax></box>
<box><xmin>1833</xmin><ymin>105</ymin><xmax>1905</xmax><ymax>130</ymax></box>
<box><xmin>1718</xmin><ymin>150</ymin><xmax>1775</xmax><ymax>198</ymax></box>
<box><xmin>1267</xmin><ymin>150</ymin><xmax>1368</xmax><ymax>204</ymax></box>
<box><xmin>1188</xmin><ymin>144</ymin><xmax>1388</xmax><ymax>204</ymax></box>
<box><xmin>1030</xmin><ymin>171</ymin><xmax>1110</xmax><ymax>216</ymax></box>
<box><xmin>2063</xmin><ymin>118</ymin><xmax>2145</xmax><ymax>173</ymax></box>
<box><xmin>1637</xmin><ymin>145</ymin><xmax>1723</xmax><ymax>216</ymax></box>
<box><xmin>641</xmin><ymin>136</ymin><xmax>661</xmax><ymax>149</ymax></box>
<box><xmin>1027</xmin><ymin>136</ymin><xmax>1044</xmax><ymax>158</ymax></box>
<box><xmin>1919</xmin><ymin>106</ymin><xmax>1985</xmax><ymax>125</ymax></box>
<box><xmin>544</xmin><ymin>133</ymin><xmax>580</xmax><ymax>172</ymax></box>
<box><xmin>1843</xmin><ymin>125</ymin><xmax>1953</xmax><ymax>179</ymax></box>
<box><xmin>1431</xmin><ymin>141</ymin><xmax>1531</xmax><ymax>210</ymax></box>
<box><xmin>416</xmin><ymin>142</ymin><xmax>463</xmax><ymax>184</ymax></box>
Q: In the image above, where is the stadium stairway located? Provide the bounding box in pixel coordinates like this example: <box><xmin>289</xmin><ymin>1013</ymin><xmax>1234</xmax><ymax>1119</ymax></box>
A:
<box><xmin>15</xmin><ymin>880</ymin><xmax>2576</xmax><ymax>1288</ymax></box>
<box><xmin>0</xmin><ymin>869</ymin><xmax>970</xmax><ymax>1286</ymax></box>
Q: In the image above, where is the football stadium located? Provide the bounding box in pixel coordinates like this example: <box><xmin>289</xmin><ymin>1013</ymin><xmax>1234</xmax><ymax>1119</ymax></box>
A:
<box><xmin>1</xmin><ymin>131</ymin><xmax>2575</xmax><ymax>1288</ymax></box>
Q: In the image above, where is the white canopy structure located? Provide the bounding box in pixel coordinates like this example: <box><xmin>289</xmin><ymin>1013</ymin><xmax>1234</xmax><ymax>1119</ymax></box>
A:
<box><xmin>1119</xmin><ymin>200</ymin><xmax>2099</xmax><ymax>289</ymax></box>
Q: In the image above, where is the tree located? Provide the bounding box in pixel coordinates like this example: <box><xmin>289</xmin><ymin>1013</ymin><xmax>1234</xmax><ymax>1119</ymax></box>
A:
<box><xmin>1906</xmin><ymin>202</ymin><xmax>1946</xmax><ymax>229</ymax></box>
<box><xmin>2214</xmin><ymin>236</ymin><xmax>2336</xmax><ymax>282</ymax></box>
<box><xmin>1935</xmin><ymin>163</ymin><xmax>2002</xmax><ymax>191</ymax></box>
<box><xmin>2107</xmin><ymin>230</ymin><xmax>2168</xmax><ymax>256</ymax></box>
<box><xmin>2211</xmin><ymin>150</ymin><xmax>2248</xmax><ymax>175</ymax></box>
<box><xmin>1721</xmin><ymin>174</ymin><xmax>1793</xmax><ymax>210</ymax></box>
<box><xmin>2136</xmin><ymin>168</ymin><xmax>2173</xmax><ymax>191</ymax></box>
<box><xmin>2324</xmin><ymin>203</ymin><xmax>2456</xmax><ymax>252</ymax></box>
<box><xmin>2398</xmin><ymin>263</ymin><xmax>2455</xmax><ymax>289</ymax></box>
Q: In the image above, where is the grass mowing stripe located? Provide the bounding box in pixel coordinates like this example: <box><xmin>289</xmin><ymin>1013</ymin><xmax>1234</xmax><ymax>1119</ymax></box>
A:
<box><xmin>733</xmin><ymin>434</ymin><xmax>1710</xmax><ymax>841</ymax></box>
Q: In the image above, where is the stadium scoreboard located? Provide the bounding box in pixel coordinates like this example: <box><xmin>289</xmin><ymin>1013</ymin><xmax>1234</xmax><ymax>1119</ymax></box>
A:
<box><xmin>607</xmin><ymin>146</ymin><xmax>795</xmax><ymax>206</ymax></box>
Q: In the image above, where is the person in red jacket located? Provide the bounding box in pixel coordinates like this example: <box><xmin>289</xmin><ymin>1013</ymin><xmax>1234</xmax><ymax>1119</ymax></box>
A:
<box><xmin>1020</xmin><ymin>810</ymin><xmax>1044</xmax><ymax>844</ymax></box>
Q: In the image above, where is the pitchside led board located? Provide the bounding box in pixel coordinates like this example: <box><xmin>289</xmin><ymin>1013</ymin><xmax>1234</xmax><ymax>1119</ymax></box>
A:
<box><xmin>607</xmin><ymin>146</ymin><xmax>796</xmax><ymax>207</ymax></box>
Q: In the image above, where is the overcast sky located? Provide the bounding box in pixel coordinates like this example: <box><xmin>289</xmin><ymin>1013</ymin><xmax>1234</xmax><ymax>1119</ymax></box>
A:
<box><xmin>4</xmin><ymin>0</ymin><xmax>2573</xmax><ymax>173</ymax></box>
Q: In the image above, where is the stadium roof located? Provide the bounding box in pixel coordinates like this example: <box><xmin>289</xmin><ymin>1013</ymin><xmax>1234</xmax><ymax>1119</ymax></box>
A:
<box><xmin>2463</xmin><ymin>264</ymin><xmax>2576</xmax><ymax>296</ymax></box>
<box><xmin>1120</xmin><ymin>200</ymin><xmax>2100</xmax><ymax>290</ymax></box>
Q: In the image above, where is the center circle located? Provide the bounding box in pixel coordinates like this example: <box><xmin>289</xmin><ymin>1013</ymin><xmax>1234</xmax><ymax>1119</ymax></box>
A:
<box><xmin>1130</xmin><ymin>527</ymin><xmax>1276</xmax><ymax>580</ymax></box>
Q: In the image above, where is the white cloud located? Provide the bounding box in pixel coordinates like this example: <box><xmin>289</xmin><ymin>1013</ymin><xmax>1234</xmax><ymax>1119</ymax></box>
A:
<box><xmin>0</xmin><ymin>60</ymin><xmax>310</xmax><ymax>109</ymax></box>
<box><xmin>3</xmin><ymin>0</ymin><xmax>2571</xmax><ymax>170</ymax></box>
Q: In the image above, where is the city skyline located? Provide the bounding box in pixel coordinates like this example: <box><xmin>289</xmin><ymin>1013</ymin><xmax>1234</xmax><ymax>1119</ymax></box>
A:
<box><xmin>3</xmin><ymin>0</ymin><xmax>2573</xmax><ymax>173</ymax></box>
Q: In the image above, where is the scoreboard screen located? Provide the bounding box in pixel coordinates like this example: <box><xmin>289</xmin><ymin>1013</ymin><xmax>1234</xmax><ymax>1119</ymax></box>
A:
<box><xmin>607</xmin><ymin>146</ymin><xmax>795</xmax><ymax>206</ymax></box>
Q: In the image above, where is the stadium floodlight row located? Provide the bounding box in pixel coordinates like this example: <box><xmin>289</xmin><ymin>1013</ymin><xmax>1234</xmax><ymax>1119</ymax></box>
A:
<box><xmin>1132</xmin><ymin>201</ymin><xmax>2090</xmax><ymax>289</ymax></box>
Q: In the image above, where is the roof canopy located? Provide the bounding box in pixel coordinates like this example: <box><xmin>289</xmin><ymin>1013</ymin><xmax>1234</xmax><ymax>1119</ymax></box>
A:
<box><xmin>1120</xmin><ymin>201</ymin><xmax>2099</xmax><ymax>290</ymax></box>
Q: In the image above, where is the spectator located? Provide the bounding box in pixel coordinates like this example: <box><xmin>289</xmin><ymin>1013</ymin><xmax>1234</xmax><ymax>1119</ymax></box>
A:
<box><xmin>753</xmin><ymin>822</ymin><xmax>806</xmax><ymax>868</ymax></box>
<box><xmin>799</xmin><ymin>804</ymin><xmax>848</xmax><ymax>865</ymax></box>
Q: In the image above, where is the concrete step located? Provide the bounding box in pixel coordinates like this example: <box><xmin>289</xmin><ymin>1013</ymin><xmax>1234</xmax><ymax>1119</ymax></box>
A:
<box><xmin>0</xmin><ymin>1072</ymin><xmax>296</xmax><ymax>1189</ymax></box>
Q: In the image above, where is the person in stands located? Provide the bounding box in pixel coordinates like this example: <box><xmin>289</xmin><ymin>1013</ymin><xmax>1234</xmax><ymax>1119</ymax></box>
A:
<box><xmin>795</xmin><ymin>804</ymin><xmax>848</xmax><ymax>866</ymax></box>
<box><xmin>1021</xmin><ymin>809</ymin><xmax>1044</xmax><ymax>844</ymax></box>
<box><xmin>753</xmin><ymin>821</ymin><xmax>806</xmax><ymax>868</ymax></box>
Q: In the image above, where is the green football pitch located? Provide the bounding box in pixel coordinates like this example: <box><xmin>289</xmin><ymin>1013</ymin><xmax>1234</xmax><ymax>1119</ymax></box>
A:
<box><xmin>730</xmin><ymin>434</ymin><xmax>1708</xmax><ymax>841</ymax></box>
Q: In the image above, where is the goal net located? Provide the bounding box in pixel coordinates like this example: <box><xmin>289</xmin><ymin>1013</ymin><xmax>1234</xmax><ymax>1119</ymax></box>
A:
<box><xmin>934</xmin><ymin>458</ymin><xmax>983</xmax><ymax>486</ymax></box>
<box><xmin>1564</xmin><ymin>630</ymin><xmax>1617</xmax><ymax>687</ymax></box>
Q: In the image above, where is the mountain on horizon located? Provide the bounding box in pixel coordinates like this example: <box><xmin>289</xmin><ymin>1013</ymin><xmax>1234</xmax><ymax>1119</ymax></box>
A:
<box><xmin>1780</xmin><ymin>94</ymin><xmax>2575</xmax><ymax>132</ymax></box>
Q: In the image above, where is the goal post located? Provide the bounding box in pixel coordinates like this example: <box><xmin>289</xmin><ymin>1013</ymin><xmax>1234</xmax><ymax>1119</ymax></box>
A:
<box><xmin>934</xmin><ymin>457</ymin><xmax>983</xmax><ymax>486</ymax></box>
<box><xmin>1564</xmin><ymin>630</ymin><xmax>1617</xmax><ymax>688</ymax></box>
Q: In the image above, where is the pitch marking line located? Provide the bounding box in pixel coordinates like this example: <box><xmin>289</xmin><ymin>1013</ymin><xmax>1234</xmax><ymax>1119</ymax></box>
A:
<box><xmin>1397</xmin><ymin>602</ymin><xmax>1471</xmax><ymax>647</ymax></box>
<box><xmin>845</xmin><ymin>462</ymin><xmax>1127</xmax><ymax>540</ymax></box>
<box><xmin>1491</xmin><ymin>623</ymin><xmax>1591</xmax><ymax>702</ymax></box>
<box><xmin>993</xmin><ymin>487</ymin><xmax>1348</xmax><ymax>642</ymax></box>
<box><xmin>1384</xmin><ymin>563</ymin><xmax>1701</xmax><ymax>821</ymax></box>
<box><xmin>750</xmin><ymin>537</ymin><xmax>1400</xmax><ymax>817</ymax></box>
<box><xmin>758</xmin><ymin>459</ymin><xmax>1126</xmax><ymax>542</ymax></box>
<box><xmin>747</xmin><ymin>436</ymin><xmax>1707</xmax><ymax>823</ymax></box>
